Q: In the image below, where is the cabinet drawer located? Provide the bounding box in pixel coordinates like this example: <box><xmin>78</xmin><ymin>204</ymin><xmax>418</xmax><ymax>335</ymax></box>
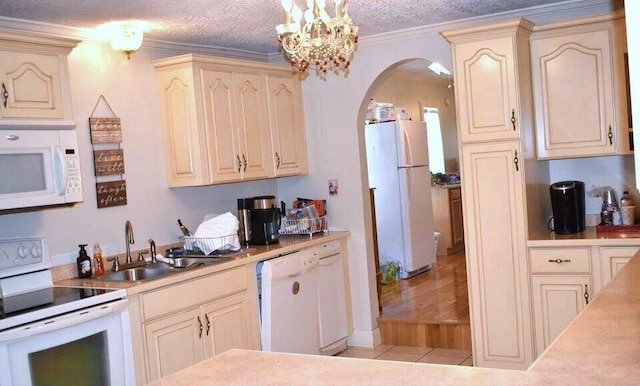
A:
<box><xmin>529</xmin><ymin>248</ymin><xmax>591</xmax><ymax>274</ymax></box>
<box><xmin>142</xmin><ymin>266</ymin><xmax>248</xmax><ymax>320</ymax></box>
<box><xmin>449</xmin><ymin>187</ymin><xmax>461</xmax><ymax>200</ymax></box>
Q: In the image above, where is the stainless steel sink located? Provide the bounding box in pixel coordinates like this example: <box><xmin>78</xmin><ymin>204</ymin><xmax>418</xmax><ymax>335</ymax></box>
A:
<box><xmin>169</xmin><ymin>256</ymin><xmax>232</xmax><ymax>269</ymax></box>
<box><xmin>96</xmin><ymin>264</ymin><xmax>175</xmax><ymax>282</ymax></box>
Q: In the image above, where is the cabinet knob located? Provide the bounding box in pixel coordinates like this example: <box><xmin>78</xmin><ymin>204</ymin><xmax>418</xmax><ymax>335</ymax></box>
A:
<box><xmin>513</xmin><ymin>150</ymin><xmax>519</xmax><ymax>171</ymax></box>
<box><xmin>584</xmin><ymin>284</ymin><xmax>590</xmax><ymax>305</ymax></box>
<box><xmin>511</xmin><ymin>109</ymin><xmax>516</xmax><ymax>131</ymax></box>
<box><xmin>608</xmin><ymin>125</ymin><xmax>613</xmax><ymax>146</ymax></box>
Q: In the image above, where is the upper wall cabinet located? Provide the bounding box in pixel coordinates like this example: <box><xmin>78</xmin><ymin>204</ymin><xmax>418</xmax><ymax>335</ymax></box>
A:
<box><xmin>531</xmin><ymin>12</ymin><xmax>629</xmax><ymax>159</ymax></box>
<box><xmin>0</xmin><ymin>29</ymin><xmax>80</xmax><ymax>129</ymax></box>
<box><xmin>442</xmin><ymin>19</ymin><xmax>535</xmax><ymax>144</ymax></box>
<box><xmin>267</xmin><ymin>75</ymin><xmax>308</xmax><ymax>176</ymax></box>
<box><xmin>153</xmin><ymin>55</ymin><xmax>308</xmax><ymax>187</ymax></box>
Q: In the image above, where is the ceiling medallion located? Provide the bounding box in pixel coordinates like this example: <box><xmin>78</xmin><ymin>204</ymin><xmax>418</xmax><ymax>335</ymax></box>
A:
<box><xmin>276</xmin><ymin>0</ymin><xmax>359</xmax><ymax>75</ymax></box>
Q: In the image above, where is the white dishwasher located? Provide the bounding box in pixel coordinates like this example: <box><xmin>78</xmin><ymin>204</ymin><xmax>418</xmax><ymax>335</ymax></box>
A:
<box><xmin>259</xmin><ymin>249</ymin><xmax>319</xmax><ymax>354</ymax></box>
<box><xmin>316</xmin><ymin>240</ymin><xmax>349</xmax><ymax>355</ymax></box>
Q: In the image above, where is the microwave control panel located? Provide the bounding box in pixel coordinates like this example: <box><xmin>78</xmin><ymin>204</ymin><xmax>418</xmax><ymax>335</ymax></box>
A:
<box><xmin>65</xmin><ymin>149</ymin><xmax>82</xmax><ymax>195</ymax></box>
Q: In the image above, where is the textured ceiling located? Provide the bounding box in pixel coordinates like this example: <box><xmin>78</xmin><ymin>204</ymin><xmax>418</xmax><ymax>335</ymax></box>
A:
<box><xmin>0</xmin><ymin>0</ymin><xmax>572</xmax><ymax>54</ymax></box>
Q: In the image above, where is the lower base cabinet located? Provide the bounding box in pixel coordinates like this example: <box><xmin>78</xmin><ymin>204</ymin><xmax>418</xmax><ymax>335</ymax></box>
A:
<box><xmin>132</xmin><ymin>266</ymin><xmax>260</xmax><ymax>384</ymax></box>
<box><xmin>144</xmin><ymin>292</ymin><xmax>255</xmax><ymax>381</ymax></box>
<box><xmin>531</xmin><ymin>275</ymin><xmax>591</xmax><ymax>356</ymax></box>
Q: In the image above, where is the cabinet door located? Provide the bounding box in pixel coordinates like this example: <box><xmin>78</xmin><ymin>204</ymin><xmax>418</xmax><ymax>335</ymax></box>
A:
<box><xmin>267</xmin><ymin>75</ymin><xmax>308</xmax><ymax>176</ymax></box>
<box><xmin>600</xmin><ymin>246</ymin><xmax>639</xmax><ymax>287</ymax></box>
<box><xmin>531</xmin><ymin>29</ymin><xmax>616</xmax><ymax>159</ymax></box>
<box><xmin>144</xmin><ymin>308</ymin><xmax>204</xmax><ymax>382</ymax></box>
<box><xmin>453</xmin><ymin>37</ymin><xmax>521</xmax><ymax>143</ymax></box>
<box><xmin>450</xmin><ymin>188</ymin><xmax>464</xmax><ymax>248</ymax></box>
<box><xmin>201</xmin><ymin>292</ymin><xmax>258</xmax><ymax>358</ymax></box>
<box><xmin>233</xmin><ymin>73</ymin><xmax>274</xmax><ymax>180</ymax></box>
<box><xmin>461</xmin><ymin>141</ymin><xmax>533</xmax><ymax>369</ymax></box>
<box><xmin>531</xmin><ymin>275</ymin><xmax>591</xmax><ymax>356</ymax></box>
<box><xmin>200</xmin><ymin>70</ymin><xmax>242</xmax><ymax>183</ymax></box>
<box><xmin>158</xmin><ymin>69</ymin><xmax>210</xmax><ymax>187</ymax></box>
<box><xmin>0</xmin><ymin>51</ymin><xmax>65</xmax><ymax>120</ymax></box>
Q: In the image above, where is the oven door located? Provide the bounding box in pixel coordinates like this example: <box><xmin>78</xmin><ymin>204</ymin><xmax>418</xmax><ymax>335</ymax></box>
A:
<box><xmin>0</xmin><ymin>299</ymin><xmax>134</xmax><ymax>386</ymax></box>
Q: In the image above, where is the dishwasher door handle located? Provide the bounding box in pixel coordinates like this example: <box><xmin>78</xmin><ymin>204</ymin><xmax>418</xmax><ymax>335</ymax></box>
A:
<box><xmin>288</xmin><ymin>266</ymin><xmax>318</xmax><ymax>278</ymax></box>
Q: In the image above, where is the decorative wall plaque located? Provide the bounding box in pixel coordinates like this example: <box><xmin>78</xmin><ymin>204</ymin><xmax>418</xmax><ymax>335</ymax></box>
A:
<box><xmin>93</xmin><ymin>149</ymin><xmax>125</xmax><ymax>176</ymax></box>
<box><xmin>96</xmin><ymin>180</ymin><xmax>127</xmax><ymax>208</ymax></box>
<box><xmin>90</xmin><ymin>95</ymin><xmax>128</xmax><ymax>209</ymax></box>
<box><xmin>89</xmin><ymin>117</ymin><xmax>122</xmax><ymax>144</ymax></box>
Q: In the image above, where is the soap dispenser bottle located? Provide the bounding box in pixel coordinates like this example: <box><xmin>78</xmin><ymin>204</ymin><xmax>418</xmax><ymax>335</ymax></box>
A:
<box><xmin>76</xmin><ymin>244</ymin><xmax>92</xmax><ymax>278</ymax></box>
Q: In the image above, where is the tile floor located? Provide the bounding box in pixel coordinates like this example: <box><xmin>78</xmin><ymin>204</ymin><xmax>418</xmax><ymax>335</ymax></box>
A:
<box><xmin>337</xmin><ymin>345</ymin><xmax>473</xmax><ymax>366</ymax></box>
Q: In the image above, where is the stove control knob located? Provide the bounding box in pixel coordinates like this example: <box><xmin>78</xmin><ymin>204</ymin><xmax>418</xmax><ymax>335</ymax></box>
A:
<box><xmin>31</xmin><ymin>245</ymin><xmax>42</xmax><ymax>257</ymax></box>
<box><xmin>18</xmin><ymin>246</ymin><xmax>28</xmax><ymax>258</ymax></box>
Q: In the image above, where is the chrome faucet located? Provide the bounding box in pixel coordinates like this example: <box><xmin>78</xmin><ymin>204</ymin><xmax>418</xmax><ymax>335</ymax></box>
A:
<box><xmin>125</xmin><ymin>220</ymin><xmax>135</xmax><ymax>264</ymax></box>
<box><xmin>148</xmin><ymin>238</ymin><xmax>157</xmax><ymax>263</ymax></box>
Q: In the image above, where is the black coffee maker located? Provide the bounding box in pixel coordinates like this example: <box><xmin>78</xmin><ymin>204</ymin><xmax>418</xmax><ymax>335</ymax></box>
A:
<box><xmin>245</xmin><ymin>196</ymin><xmax>280</xmax><ymax>245</ymax></box>
<box><xmin>550</xmin><ymin>181</ymin><xmax>585</xmax><ymax>234</ymax></box>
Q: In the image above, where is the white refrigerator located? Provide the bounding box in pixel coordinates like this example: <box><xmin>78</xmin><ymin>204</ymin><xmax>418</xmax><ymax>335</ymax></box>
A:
<box><xmin>365</xmin><ymin>120</ymin><xmax>436</xmax><ymax>278</ymax></box>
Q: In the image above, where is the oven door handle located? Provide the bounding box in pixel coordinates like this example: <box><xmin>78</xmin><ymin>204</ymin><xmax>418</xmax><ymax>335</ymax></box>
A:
<box><xmin>0</xmin><ymin>299</ymin><xmax>128</xmax><ymax>343</ymax></box>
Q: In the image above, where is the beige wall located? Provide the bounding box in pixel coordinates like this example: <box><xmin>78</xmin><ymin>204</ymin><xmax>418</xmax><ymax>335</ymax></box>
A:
<box><xmin>370</xmin><ymin>70</ymin><xmax>459</xmax><ymax>173</ymax></box>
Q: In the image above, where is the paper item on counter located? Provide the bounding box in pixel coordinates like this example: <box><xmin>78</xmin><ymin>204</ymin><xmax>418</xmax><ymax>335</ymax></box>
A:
<box><xmin>190</xmin><ymin>212</ymin><xmax>240</xmax><ymax>254</ymax></box>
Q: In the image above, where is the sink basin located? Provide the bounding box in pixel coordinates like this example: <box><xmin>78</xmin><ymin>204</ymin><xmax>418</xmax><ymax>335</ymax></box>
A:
<box><xmin>169</xmin><ymin>256</ymin><xmax>232</xmax><ymax>269</ymax></box>
<box><xmin>96</xmin><ymin>265</ymin><xmax>175</xmax><ymax>282</ymax></box>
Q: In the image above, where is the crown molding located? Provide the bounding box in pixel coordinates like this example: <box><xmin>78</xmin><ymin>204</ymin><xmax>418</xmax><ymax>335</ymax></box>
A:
<box><xmin>358</xmin><ymin>0</ymin><xmax>623</xmax><ymax>48</ymax></box>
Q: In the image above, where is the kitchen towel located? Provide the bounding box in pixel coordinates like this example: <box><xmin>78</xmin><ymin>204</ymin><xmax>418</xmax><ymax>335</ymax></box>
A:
<box><xmin>187</xmin><ymin>212</ymin><xmax>240</xmax><ymax>254</ymax></box>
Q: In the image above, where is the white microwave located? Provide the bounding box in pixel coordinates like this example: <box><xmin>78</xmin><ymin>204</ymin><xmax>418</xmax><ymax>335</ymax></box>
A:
<box><xmin>0</xmin><ymin>130</ymin><xmax>83</xmax><ymax>211</ymax></box>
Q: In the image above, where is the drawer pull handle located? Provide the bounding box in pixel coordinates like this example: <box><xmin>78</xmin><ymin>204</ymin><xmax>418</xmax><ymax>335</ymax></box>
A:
<box><xmin>608</xmin><ymin>125</ymin><xmax>613</xmax><ymax>146</ymax></box>
<box><xmin>205</xmin><ymin>314</ymin><xmax>211</xmax><ymax>336</ymax></box>
<box><xmin>1</xmin><ymin>82</ymin><xmax>7</xmax><ymax>108</ymax></box>
<box><xmin>548</xmin><ymin>258</ymin><xmax>571</xmax><ymax>264</ymax></box>
<box><xmin>197</xmin><ymin>316</ymin><xmax>203</xmax><ymax>338</ymax></box>
<box><xmin>511</xmin><ymin>109</ymin><xmax>516</xmax><ymax>131</ymax></box>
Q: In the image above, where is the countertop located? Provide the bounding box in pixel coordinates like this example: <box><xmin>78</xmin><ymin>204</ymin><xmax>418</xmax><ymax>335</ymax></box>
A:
<box><xmin>528</xmin><ymin>226</ymin><xmax>640</xmax><ymax>246</ymax></box>
<box><xmin>148</xmin><ymin>248</ymin><xmax>640</xmax><ymax>385</ymax></box>
<box><xmin>56</xmin><ymin>231</ymin><xmax>350</xmax><ymax>295</ymax></box>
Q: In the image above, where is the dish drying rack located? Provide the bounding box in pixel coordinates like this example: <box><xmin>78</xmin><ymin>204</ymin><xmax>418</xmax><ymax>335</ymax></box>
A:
<box><xmin>280</xmin><ymin>215</ymin><xmax>328</xmax><ymax>237</ymax></box>
<box><xmin>180</xmin><ymin>234</ymin><xmax>239</xmax><ymax>255</ymax></box>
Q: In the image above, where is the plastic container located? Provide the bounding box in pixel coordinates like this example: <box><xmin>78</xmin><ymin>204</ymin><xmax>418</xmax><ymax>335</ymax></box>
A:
<box><xmin>76</xmin><ymin>244</ymin><xmax>92</xmax><ymax>278</ymax></box>
<box><xmin>621</xmin><ymin>191</ymin><xmax>633</xmax><ymax>207</ymax></box>
<box><xmin>93</xmin><ymin>242</ymin><xmax>104</xmax><ymax>276</ymax></box>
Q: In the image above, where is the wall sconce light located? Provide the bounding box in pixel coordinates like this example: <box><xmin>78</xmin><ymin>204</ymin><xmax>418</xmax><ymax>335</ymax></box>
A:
<box><xmin>108</xmin><ymin>21</ymin><xmax>146</xmax><ymax>59</ymax></box>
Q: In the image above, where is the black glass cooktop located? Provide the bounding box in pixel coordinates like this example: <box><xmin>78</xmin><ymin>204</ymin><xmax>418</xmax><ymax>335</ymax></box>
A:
<box><xmin>0</xmin><ymin>286</ymin><xmax>115</xmax><ymax>320</ymax></box>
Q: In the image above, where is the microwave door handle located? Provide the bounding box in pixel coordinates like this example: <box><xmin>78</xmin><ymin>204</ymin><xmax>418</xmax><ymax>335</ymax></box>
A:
<box><xmin>54</xmin><ymin>147</ymin><xmax>68</xmax><ymax>196</ymax></box>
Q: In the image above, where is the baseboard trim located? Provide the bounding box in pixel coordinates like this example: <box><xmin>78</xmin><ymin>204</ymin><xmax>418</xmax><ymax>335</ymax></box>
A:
<box><xmin>347</xmin><ymin>328</ymin><xmax>382</xmax><ymax>348</ymax></box>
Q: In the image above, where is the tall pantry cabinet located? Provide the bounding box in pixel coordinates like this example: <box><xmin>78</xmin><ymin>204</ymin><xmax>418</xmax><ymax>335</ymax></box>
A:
<box><xmin>442</xmin><ymin>19</ymin><xmax>547</xmax><ymax>370</ymax></box>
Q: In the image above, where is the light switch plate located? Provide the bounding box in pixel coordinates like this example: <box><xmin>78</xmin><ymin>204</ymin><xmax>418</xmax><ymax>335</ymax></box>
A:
<box><xmin>328</xmin><ymin>179</ymin><xmax>338</xmax><ymax>196</ymax></box>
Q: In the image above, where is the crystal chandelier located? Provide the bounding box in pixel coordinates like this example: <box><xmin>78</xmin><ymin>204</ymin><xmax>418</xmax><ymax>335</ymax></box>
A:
<box><xmin>276</xmin><ymin>0</ymin><xmax>359</xmax><ymax>74</ymax></box>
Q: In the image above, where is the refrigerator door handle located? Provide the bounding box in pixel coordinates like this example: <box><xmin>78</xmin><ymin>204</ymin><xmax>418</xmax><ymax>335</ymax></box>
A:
<box><xmin>403</xmin><ymin>130</ymin><xmax>412</xmax><ymax>166</ymax></box>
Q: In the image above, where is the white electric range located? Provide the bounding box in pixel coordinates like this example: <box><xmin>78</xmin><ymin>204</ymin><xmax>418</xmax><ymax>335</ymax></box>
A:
<box><xmin>0</xmin><ymin>237</ymin><xmax>134</xmax><ymax>386</ymax></box>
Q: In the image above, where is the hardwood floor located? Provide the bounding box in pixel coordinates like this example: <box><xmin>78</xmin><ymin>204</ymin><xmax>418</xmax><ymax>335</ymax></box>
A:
<box><xmin>377</xmin><ymin>252</ymin><xmax>471</xmax><ymax>349</ymax></box>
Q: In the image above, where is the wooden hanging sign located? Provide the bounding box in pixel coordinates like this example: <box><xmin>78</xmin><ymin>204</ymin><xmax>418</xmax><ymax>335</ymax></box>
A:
<box><xmin>96</xmin><ymin>180</ymin><xmax>127</xmax><ymax>208</ymax></box>
<box><xmin>89</xmin><ymin>117</ymin><xmax>122</xmax><ymax>144</ymax></box>
<box><xmin>93</xmin><ymin>149</ymin><xmax>125</xmax><ymax>176</ymax></box>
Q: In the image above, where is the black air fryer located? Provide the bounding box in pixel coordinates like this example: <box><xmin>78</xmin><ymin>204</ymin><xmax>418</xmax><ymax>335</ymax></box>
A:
<box><xmin>550</xmin><ymin>181</ymin><xmax>585</xmax><ymax>234</ymax></box>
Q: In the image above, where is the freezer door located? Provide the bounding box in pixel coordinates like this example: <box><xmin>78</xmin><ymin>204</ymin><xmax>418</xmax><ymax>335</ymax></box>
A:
<box><xmin>398</xmin><ymin>166</ymin><xmax>436</xmax><ymax>274</ymax></box>
<box><xmin>396</xmin><ymin>121</ymin><xmax>429</xmax><ymax>167</ymax></box>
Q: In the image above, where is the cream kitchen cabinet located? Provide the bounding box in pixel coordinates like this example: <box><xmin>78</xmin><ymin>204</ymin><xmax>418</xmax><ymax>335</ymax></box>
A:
<box><xmin>531</xmin><ymin>12</ymin><xmax>630</xmax><ymax>159</ymax></box>
<box><xmin>0</xmin><ymin>29</ymin><xmax>80</xmax><ymax>128</ymax></box>
<box><xmin>153</xmin><ymin>54</ymin><xmax>308</xmax><ymax>187</ymax></box>
<box><xmin>267</xmin><ymin>74</ymin><xmax>308</xmax><ymax>176</ymax></box>
<box><xmin>529</xmin><ymin>246</ymin><xmax>593</xmax><ymax>356</ymax></box>
<box><xmin>599</xmin><ymin>246</ymin><xmax>639</xmax><ymax>287</ymax></box>
<box><xmin>442</xmin><ymin>19</ymin><xmax>534</xmax><ymax>144</ymax></box>
<box><xmin>431</xmin><ymin>185</ymin><xmax>464</xmax><ymax>255</ymax></box>
<box><xmin>460</xmin><ymin>140</ymin><xmax>533</xmax><ymax>369</ymax></box>
<box><xmin>445</xmin><ymin>18</ymin><xmax>539</xmax><ymax>370</ymax></box>
<box><xmin>135</xmin><ymin>266</ymin><xmax>260</xmax><ymax>383</ymax></box>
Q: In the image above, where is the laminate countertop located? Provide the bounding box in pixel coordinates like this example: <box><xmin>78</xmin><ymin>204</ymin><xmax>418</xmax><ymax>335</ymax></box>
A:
<box><xmin>148</xmin><ymin>249</ymin><xmax>640</xmax><ymax>385</ymax></box>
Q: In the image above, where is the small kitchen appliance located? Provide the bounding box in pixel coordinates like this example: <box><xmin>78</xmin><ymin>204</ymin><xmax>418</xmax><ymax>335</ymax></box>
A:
<box><xmin>247</xmin><ymin>196</ymin><xmax>281</xmax><ymax>245</ymax></box>
<box><xmin>550</xmin><ymin>180</ymin><xmax>585</xmax><ymax>234</ymax></box>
